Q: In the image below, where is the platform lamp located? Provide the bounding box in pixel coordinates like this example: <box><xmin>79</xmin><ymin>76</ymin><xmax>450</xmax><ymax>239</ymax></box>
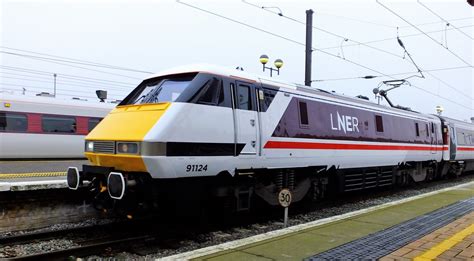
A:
<box><xmin>96</xmin><ymin>90</ymin><xmax>107</xmax><ymax>102</ymax></box>
<box><xmin>436</xmin><ymin>105</ymin><xmax>444</xmax><ymax>115</ymax></box>
<box><xmin>259</xmin><ymin>55</ymin><xmax>283</xmax><ymax>77</ymax></box>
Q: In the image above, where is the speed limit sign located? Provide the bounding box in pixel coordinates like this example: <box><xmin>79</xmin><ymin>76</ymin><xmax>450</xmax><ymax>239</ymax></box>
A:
<box><xmin>278</xmin><ymin>188</ymin><xmax>292</xmax><ymax>208</ymax></box>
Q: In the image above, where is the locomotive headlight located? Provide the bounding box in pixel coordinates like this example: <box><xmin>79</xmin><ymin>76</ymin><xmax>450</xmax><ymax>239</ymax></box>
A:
<box><xmin>85</xmin><ymin>141</ymin><xmax>94</xmax><ymax>152</ymax></box>
<box><xmin>117</xmin><ymin>142</ymin><xmax>139</xmax><ymax>154</ymax></box>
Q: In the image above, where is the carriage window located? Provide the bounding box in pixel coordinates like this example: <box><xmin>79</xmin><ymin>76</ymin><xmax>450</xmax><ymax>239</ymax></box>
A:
<box><xmin>299</xmin><ymin>101</ymin><xmax>309</xmax><ymax>126</ymax></box>
<box><xmin>425</xmin><ymin>124</ymin><xmax>429</xmax><ymax>137</ymax></box>
<box><xmin>415</xmin><ymin>123</ymin><xmax>420</xmax><ymax>137</ymax></box>
<box><xmin>237</xmin><ymin>85</ymin><xmax>252</xmax><ymax>110</ymax></box>
<box><xmin>0</xmin><ymin>112</ymin><xmax>28</xmax><ymax>132</ymax></box>
<box><xmin>457</xmin><ymin>133</ymin><xmax>465</xmax><ymax>145</ymax></box>
<box><xmin>197</xmin><ymin>78</ymin><xmax>222</xmax><ymax>105</ymax></box>
<box><xmin>375</xmin><ymin>115</ymin><xmax>384</xmax><ymax>132</ymax></box>
<box><xmin>88</xmin><ymin>118</ymin><xmax>101</xmax><ymax>132</ymax></box>
<box><xmin>42</xmin><ymin>115</ymin><xmax>76</xmax><ymax>133</ymax></box>
<box><xmin>431</xmin><ymin>123</ymin><xmax>434</xmax><ymax>133</ymax></box>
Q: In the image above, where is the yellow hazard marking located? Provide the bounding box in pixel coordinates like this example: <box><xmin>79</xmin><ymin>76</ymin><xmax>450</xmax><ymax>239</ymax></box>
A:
<box><xmin>86</xmin><ymin>153</ymin><xmax>147</xmax><ymax>172</ymax></box>
<box><xmin>0</xmin><ymin>171</ymin><xmax>66</xmax><ymax>179</ymax></box>
<box><xmin>414</xmin><ymin>223</ymin><xmax>474</xmax><ymax>261</ymax></box>
<box><xmin>0</xmin><ymin>160</ymin><xmax>86</xmax><ymax>163</ymax></box>
<box><xmin>86</xmin><ymin>103</ymin><xmax>169</xmax><ymax>141</ymax></box>
<box><xmin>84</xmin><ymin>103</ymin><xmax>169</xmax><ymax>172</ymax></box>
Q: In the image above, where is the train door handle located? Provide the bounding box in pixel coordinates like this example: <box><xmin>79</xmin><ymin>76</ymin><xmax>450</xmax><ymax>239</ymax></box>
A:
<box><xmin>250</xmin><ymin>119</ymin><xmax>255</xmax><ymax>126</ymax></box>
<box><xmin>251</xmin><ymin>141</ymin><xmax>256</xmax><ymax>147</ymax></box>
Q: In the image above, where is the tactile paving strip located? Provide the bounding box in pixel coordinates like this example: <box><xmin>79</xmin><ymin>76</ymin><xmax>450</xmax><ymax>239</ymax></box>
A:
<box><xmin>306</xmin><ymin>197</ymin><xmax>474</xmax><ymax>260</ymax></box>
<box><xmin>0</xmin><ymin>160</ymin><xmax>87</xmax><ymax>176</ymax></box>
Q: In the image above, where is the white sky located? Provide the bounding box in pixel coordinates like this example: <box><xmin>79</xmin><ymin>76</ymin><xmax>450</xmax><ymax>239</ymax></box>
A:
<box><xmin>1</xmin><ymin>0</ymin><xmax>473</xmax><ymax>120</ymax></box>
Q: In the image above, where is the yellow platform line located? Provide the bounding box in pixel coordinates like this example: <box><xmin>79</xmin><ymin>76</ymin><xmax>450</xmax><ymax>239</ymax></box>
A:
<box><xmin>0</xmin><ymin>172</ymin><xmax>67</xmax><ymax>179</ymax></box>
<box><xmin>414</xmin><ymin>223</ymin><xmax>474</xmax><ymax>261</ymax></box>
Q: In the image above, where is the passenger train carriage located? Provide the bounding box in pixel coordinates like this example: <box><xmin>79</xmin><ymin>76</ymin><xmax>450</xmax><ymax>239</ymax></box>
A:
<box><xmin>67</xmin><ymin>64</ymin><xmax>474</xmax><ymax>214</ymax></box>
<box><xmin>0</xmin><ymin>94</ymin><xmax>113</xmax><ymax>159</ymax></box>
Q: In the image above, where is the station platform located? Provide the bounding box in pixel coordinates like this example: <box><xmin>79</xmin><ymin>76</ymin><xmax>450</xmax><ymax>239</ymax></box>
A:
<box><xmin>0</xmin><ymin>160</ymin><xmax>87</xmax><ymax>191</ymax></box>
<box><xmin>166</xmin><ymin>182</ymin><xmax>474</xmax><ymax>261</ymax></box>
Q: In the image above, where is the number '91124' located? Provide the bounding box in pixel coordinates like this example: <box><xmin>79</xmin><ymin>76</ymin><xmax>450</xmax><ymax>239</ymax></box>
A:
<box><xmin>186</xmin><ymin>164</ymin><xmax>208</xmax><ymax>172</ymax></box>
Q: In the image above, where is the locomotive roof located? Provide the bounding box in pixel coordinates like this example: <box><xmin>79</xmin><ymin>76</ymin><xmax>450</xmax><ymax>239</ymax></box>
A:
<box><xmin>146</xmin><ymin>64</ymin><xmax>441</xmax><ymax>121</ymax></box>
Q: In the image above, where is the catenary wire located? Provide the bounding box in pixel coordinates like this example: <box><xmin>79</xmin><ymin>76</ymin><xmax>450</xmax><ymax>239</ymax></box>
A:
<box><xmin>319</xmin><ymin>24</ymin><xmax>473</xmax><ymax>51</ymax></box>
<box><xmin>416</xmin><ymin>0</ymin><xmax>473</xmax><ymax>40</ymax></box>
<box><xmin>313</xmin><ymin>65</ymin><xmax>472</xmax><ymax>82</ymax></box>
<box><xmin>177</xmin><ymin>0</ymin><xmax>392</xmax><ymax>78</ymax></box>
<box><xmin>398</xmin><ymin>16</ymin><xmax>474</xmax><ymax>28</ymax></box>
<box><xmin>244</xmin><ymin>0</ymin><xmax>470</xmax><ymax>100</ymax></box>
<box><xmin>0</xmin><ymin>71</ymin><xmax>136</xmax><ymax>90</ymax></box>
<box><xmin>243</xmin><ymin>0</ymin><xmax>405</xmax><ymax>59</ymax></box>
<box><xmin>1</xmin><ymin>51</ymin><xmax>144</xmax><ymax>80</ymax></box>
<box><xmin>0</xmin><ymin>65</ymin><xmax>138</xmax><ymax>86</ymax></box>
<box><xmin>0</xmin><ymin>83</ymin><xmax>125</xmax><ymax>100</ymax></box>
<box><xmin>321</xmin><ymin>12</ymin><xmax>473</xmax><ymax>29</ymax></box>
<box><xmin>0</xmin><ymin>75</ymin><xmax>133</xmax><ymax>92</ymax></box>
<box><xmin>178</xmin><ymin>1</ymin><xmax>472</xmax><ymax>111</ymax></box>
<box><xmin>314</xmin><ymin>66</ymin><xmax>472</xmax><ymax>100</ymax></box>
<box><xmin>376</xmin><ymin>0</ymin><xmax>472</xmax><ymax>67</ymax></box>
<box><xmin>0</xmin><ymin>46</ymin><xmax>154</xmax><ymax>74</ymax></box>
<box><xmin>410</xmin><ymin>84</ymin><xmax>473</xmax><ymax>111</ymax></box>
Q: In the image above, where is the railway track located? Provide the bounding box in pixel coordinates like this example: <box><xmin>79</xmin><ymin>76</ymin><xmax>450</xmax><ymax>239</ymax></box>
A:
<box><xmin>0</xmin><ymin>218</ymin><xmax>164</xmax><ymax>260</ymax></box>
<box><xmin>0</xmin><ymin>224</ymin><xmax>103</xmax><ymax>246</ymax></box>
<box><xmin>1</xmin><ymin>174</ymin><xmax>472</xmax><ymax>260</ymax></box>
<box><xmin>9</xmin><ymin>235</ymin><xmax>153</xmax><ymax>261</ymax></box>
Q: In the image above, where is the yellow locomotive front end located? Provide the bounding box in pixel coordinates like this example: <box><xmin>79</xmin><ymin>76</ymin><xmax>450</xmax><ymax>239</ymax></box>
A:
<box><xmin>67</xmin><ymin>71</ymin><xmax>200</xmax><ymax>212</ymax></box>
<box><xmin>84</xmin><ymin>103</ymin><xmax>170</xmax><ymax>172</ymax></box>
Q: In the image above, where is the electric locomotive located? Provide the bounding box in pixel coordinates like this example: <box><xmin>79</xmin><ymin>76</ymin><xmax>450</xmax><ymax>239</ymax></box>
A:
<box><xmin>67</xmin><ymin>64</ymin><xmax>474</xmax><ymax>215</ymax></box>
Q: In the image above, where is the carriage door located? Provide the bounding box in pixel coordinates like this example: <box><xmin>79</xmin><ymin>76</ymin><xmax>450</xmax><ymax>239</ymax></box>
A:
<box><xmin>430</xmin><ymin>122</ymin><xmax>437</xmax><ymax>154</ymax></box>
<box><xmin>449</xmin><ymin>126</ymin><xmax>457</xmax><ymax>160</ymax></box>
<box><xmin>233</xmin><ymin>81</ymin><xmax>259</xmax><ymax>156</ymax></box>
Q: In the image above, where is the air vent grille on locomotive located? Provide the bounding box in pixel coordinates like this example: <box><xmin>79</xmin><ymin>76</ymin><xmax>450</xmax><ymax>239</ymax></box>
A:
<box><xmin>93</xmin><ymin>141</ymin><xmax>115</xmax><ymax>154</ymax></box>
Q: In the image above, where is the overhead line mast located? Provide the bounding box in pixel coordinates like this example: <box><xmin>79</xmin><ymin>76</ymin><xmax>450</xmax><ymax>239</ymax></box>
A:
<box><xmin>305</xmin><ymin>9</ymin><xmax>313</xmax><ymax>86</ymax></box>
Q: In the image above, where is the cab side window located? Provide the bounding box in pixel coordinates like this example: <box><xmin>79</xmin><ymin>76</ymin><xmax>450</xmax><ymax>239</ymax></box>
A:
<box><xmin>261</xmin><ymin>88</ymin><xmax>277</xmax><ymax>112</ymax></box>
<box><xmin>196</xmin><ymin>77</ymin><xmax>223</xmax><ymax>105</ymax></box>
<box><xmin>237</xmin><ymin>84</ymin><xmax>252</xmax><ymax>110</ymax></box>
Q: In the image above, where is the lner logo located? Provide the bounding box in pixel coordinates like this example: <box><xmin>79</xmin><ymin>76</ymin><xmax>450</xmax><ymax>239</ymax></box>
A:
<box><xmin>330</xmin><ymin>111</ymin><xmax>360</xmax><ymax>134</ymax></box>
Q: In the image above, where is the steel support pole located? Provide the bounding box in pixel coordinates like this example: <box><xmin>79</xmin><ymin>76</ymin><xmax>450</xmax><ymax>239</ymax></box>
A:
<box><xmin>305</xmin><ymin>9</ymin><xmax>313</xmax><ymax>86</ymax></box>
<box><xmin>53</xmin><ymin>73</ymin><xmax>57</xmax><ymax>97</ymax></box>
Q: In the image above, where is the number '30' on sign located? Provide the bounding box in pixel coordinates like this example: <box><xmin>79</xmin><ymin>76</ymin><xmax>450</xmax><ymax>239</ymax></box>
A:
<box><xmin>278</xmin><ymin>189</ymin><xmax>292</xmax><ymax>208</ymax></box>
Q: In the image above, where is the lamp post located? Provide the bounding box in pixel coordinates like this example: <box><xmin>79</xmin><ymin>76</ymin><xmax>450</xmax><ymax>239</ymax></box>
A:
<box><xmin>259</xmin><ymin>55</ymin><xmax>284</xmax><ymax>77</ymax></box>
<box><xmin>436</xmin><ymin>105</ymin><xmax>444</xmax><ymax>115</ymax></box>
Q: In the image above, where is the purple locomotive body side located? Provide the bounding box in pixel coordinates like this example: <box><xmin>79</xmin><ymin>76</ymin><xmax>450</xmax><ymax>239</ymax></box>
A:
<box><xmin>272</xmin><ymin>97</ymin><xmax>443</xmax><ymax>146</ymax></box>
